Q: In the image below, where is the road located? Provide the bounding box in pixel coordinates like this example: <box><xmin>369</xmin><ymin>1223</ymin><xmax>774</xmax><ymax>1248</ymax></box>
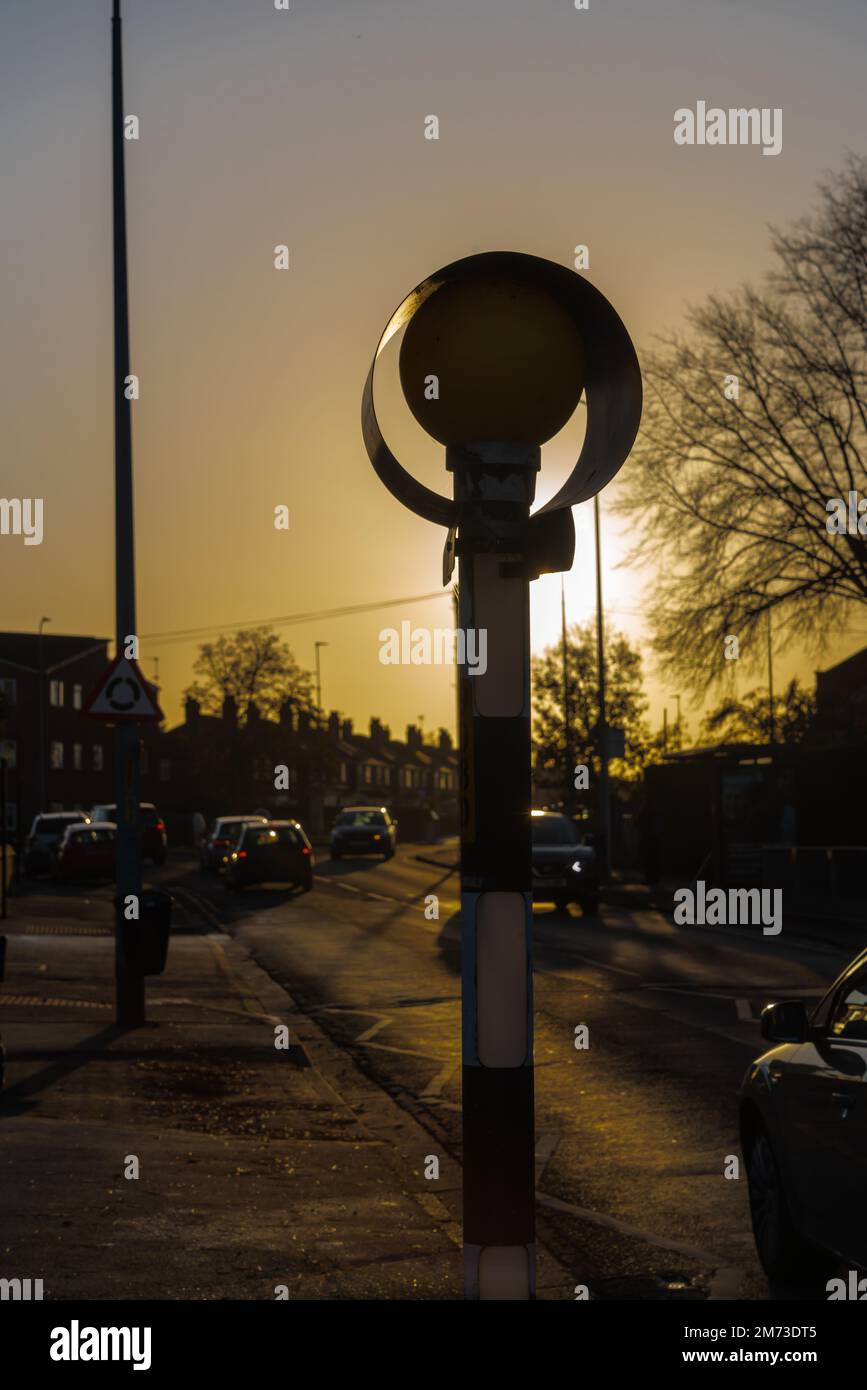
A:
<box><xmin>155</xmin><ymin>840</ymin><xmax>861</xmax><ymax>1301</ymax></box>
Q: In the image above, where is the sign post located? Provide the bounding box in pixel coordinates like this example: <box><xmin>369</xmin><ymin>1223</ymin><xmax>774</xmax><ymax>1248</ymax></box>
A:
<box><xmin>361</xmin><ymin>252</ymin><xmax>641</xmax><ymax>1298</ymax></box>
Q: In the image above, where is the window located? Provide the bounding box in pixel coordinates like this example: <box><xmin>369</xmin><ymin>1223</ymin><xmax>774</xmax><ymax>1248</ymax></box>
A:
<box><xmin>73</xmin><ymin>743</ymin><xmax>82</xmax><ymax>770</ymax></box>
<box><xmin>92</xmin><ymin>744</ymin><xmax>103</xmax><ymax>771</ymax></box>
<box><xmin>363</xmin><ymin>765</ymin><xmax>372</xmax><ymax>785</ymax></box>
<box><xmin>50</xmin><ymin>741</ymin><xmax>64</xmax><ymax>769</ymax></box>
<box><xmin>830</xmin><ymin>968</ymin><xmax>867</xmax><ymax>1042</ymax></box>
<box><xmin>339</xmin><ymin>761</ymin><xmax>347</xmax><ymax>784</ymax></box>
<box><xmin>73</xmin><ymin>684</ymin><xmax>83</xmax><ymax>710</ymax></box>
<box><xmin>0</xmin><ymin>738</ymin><xmax>16</xmax><ymax>769</ymax></box>
<box><xmin>159</xmin><ymin>759</ymin><xmax>171</xmax><ymax>782</ymax></box>
<box><xmin>49</xmin><ymin>680</ymin><xmax>64</xmax><ymax>707</ymax></box>
<box><xmin>0</xmin><ymin>677</ymin><xmax>17</xmax><ymax>706</ymax></box>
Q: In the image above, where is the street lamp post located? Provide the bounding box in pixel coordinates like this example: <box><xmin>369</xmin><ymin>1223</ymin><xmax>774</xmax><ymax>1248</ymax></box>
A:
<box><xmin>593</xmin><ymin>494</ymin><xmax>610</xmax><ymax>879</ymax></box>
<box><xmin>314</xmin><ymin>640</ymin><xmax>328</xmax><ymax>722</ymax></box>
<box><xmin>362</xmin><ymin>253</ymin><xmax>640</xmax><ymax>1299</ymax></box>
<box><xmin>38</xmin><ymin>616</ymin><xmax>51</xmax><ymax>813</ymax></box>
<box><xmin>111</xmin><ymin>0</ymin><xmax>144</xmax><ymax>1027</ymax></box>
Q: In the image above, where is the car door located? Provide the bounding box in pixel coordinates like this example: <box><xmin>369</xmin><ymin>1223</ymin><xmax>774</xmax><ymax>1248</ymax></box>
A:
<box><xmin>815</xmin><ymin>966</ymin><xmax>867</xmax><ymax>1265</ymax></box>
<box><xmin>782</xmin><ymin>963</ymin><xmax>867</xmax><ymax>1261</ymax></box>
<box><xmin>276</xmin><ymin>827</ymin><xmax>301</xmax><ymax>880</ymax></box>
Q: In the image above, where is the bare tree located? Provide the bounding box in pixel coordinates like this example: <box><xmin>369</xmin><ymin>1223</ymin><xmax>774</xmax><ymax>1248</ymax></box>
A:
<box><xmin>615</xmin><ymin>156</ymin><xmax>867</xmax><ymax>693</ymax></box>
<box><xmin>184</xmin><ymin>626</ymin><xmax>314</xmax><ymax>723</ymax></box>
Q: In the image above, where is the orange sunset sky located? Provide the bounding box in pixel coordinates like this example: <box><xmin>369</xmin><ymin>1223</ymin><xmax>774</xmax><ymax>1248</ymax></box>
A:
<box><xmin>3</xmin><ymin>0</ymin><xmax>866</xmax><ymax>739</ymax></box>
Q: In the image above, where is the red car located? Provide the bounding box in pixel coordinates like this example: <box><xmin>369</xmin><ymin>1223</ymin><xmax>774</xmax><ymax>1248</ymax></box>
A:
<box><xmin>52</xmin><ymin>824</ymin><xmax>117</xmax><ymax>882</ymax></box>
<box><xmin>90</xmin><ymin>802</ymin><xmax>167</xmax><ymax>865</ymax></box>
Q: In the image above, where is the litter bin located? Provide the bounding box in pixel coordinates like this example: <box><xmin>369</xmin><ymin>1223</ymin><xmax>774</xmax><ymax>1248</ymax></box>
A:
<box><xmin>116</xmin><ymin>888</ymin><xmax>172</xmax><ymax>976</ymax></box>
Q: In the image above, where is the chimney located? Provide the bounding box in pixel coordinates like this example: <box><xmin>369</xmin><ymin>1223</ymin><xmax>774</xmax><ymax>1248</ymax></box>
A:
<box><xmin>342</xmin><ymin>718</ymin><xmax>353</xmax><ymax>740</ymax></box>
<box><xmin>184</xmin><ymin>695</ymin><xmax>200</xmax><ymax>725</ymax></box>
<box><xmin>369</xmin><ymin>717</ymin><xmax>382</xmax><ymax>741</ymax></box>
<box><xmin>298</xmin><ymin>710</ymin><xmax>311</xmax><ymax>734</ymax></box>
<box><xmin>280</xmin><ymin>698</ymin><xmax>296</xmax><ymax>730</ymax></box>
<box><xmin>406</xmin><ymin>724</ymin><xmax>421</xmax><ymax>750</ymax></box>
<box><xmin>222</xmin><ymin>694</ymin><xmax>237</xmax><ymax>726</ymax></box>
<box><xmin>328</xmin><ymin>711</ymin><xmax>340</xmax><ymax>740</ymax></box>
<box><xmin>438</xmin><ymin>728</ymin><xmax>452</xmax><ymax>752</ymax></box>
<box><xmin>246</xmin><ymin>700</ymin><xmax>260</xmax><ymax>724</ymax></box>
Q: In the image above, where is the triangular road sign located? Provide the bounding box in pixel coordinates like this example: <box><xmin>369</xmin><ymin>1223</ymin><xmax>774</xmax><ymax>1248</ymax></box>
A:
<box><xmin>82</xmin><ymin>653</ymin><xmax>164</xmax><ymax>723</ymax></box>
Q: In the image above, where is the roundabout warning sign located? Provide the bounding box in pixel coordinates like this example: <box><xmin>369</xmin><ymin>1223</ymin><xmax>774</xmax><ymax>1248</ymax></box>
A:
<box><xmin>82</xmin><ymin>654</ymin><xmax>163</xmax><ymax>723</ymax></box>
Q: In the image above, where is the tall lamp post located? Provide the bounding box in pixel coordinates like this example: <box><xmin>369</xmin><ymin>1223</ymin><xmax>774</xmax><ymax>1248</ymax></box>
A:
<box><xmin>314</xmin><ymin>640</ymin><xmax>329</xmax><ymax>723</ymax></box>
<box><xmin>112</xmin><ymin>0</ymin><xmax>144</xmax><ymax>1027</ymax></box>
<box><xmin>362</xmin><ymin>253</ymin><xmax>641</xmax><ymax>1299</ymax></box>
<box><xmin>38</xmin><ymin>616</ymin><xmax>51</xmax><ymax>812</ymax></box>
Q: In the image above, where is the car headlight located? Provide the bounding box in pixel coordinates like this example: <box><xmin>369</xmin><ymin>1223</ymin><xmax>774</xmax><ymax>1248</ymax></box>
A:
<box><xmin>571</xmin><ymin>861</ymin><xmax>583</xmax><ymax>873</ymax></box>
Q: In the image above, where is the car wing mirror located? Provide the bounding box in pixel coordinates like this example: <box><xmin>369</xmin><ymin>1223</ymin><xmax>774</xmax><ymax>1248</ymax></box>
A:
<box><xmin>760</xmin><ymin>1000</ymin><xmax>809</xmax><ymax>1044</ymax></box>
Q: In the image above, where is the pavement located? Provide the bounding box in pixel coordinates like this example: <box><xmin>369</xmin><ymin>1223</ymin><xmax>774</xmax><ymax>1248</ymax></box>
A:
<box><xmin>0</xmin><ymin>879</ymin><xmax>573</xmax><ymax>1300</ymax></box>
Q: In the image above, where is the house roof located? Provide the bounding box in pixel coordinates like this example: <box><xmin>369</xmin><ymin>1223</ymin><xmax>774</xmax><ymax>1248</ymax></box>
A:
<box><xmin>0</xmin><ymin>632</ymin><xmax>108</xmax><ymax>674</ymax></box>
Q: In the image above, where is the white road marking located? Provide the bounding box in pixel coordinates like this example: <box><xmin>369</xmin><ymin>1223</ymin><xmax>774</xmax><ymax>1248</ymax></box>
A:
<box><xmin>536</xmin><ymin>1191</ymin><xmax>739</xmax><ymax>1275</ymax></box>
<box><xmin>355</xmin><ymin>1017</ymin><xmax>392</xmax><ymax>1043</ymax></box>
<box><xmin>421</xmin><ymin>1061</ymin><xmax>458</xmax><ymax>1098</ymax></box>
<box><xmin>359</xmin><ymin>1040</ymin><xmax>451</xmax><ymax>1062</ymax></box>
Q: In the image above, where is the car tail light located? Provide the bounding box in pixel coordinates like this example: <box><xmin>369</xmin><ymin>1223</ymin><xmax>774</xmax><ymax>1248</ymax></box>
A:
<box><xmin>155</xmin><ymin>820</ymin><xmax>165</xmax><ymax>832</ymax></box>
<box><xmin>302</xmin><ymin>847</ymin><xmax>311</xmax><ymax>856</ymax></box>
<box><xmin>237</xmin><ymin>850</ymin><xmax>248</xmax><ymax>859</ymax></box>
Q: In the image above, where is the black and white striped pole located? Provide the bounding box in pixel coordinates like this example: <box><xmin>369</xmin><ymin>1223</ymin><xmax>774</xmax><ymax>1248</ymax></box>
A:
<box><xmin>362</xmin><ymin>252</ymin><xmax>641</xmax><ymax>1299</ymax></box>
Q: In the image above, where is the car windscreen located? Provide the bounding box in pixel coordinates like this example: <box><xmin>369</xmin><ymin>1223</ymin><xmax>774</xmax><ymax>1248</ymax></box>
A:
<box><xmin>531</xmin><ymin>816</ymin><xmax>580</xmax><ymax>846</ymax></box>
<box><xmin>335</xmin><ymin>811</ymin><xmax>385</xmax><ymax>827</ymax></box>
<box><xmin>246</xmin><ymin>827</ymin><xmax>299</xmax><ymax>847</ymax></box>
<box><xmin>67</xmin><ymin>828</ymin><xmax>114</xmax><ymax>844</ymax></box>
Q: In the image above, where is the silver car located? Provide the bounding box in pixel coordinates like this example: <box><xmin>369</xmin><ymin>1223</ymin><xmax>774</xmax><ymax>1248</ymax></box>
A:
<box><xmin>739</xmin><ymin>947</ymin><xmax>867</xmax><ymax>1285</ymax></box>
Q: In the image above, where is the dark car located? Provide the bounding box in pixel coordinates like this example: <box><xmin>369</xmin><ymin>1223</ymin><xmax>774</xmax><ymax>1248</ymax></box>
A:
<box><xmin>330</xmin><ymin>807</ymin><xmax>397</xmax><ymax>860</ymax></box>
<box><xmin>739</xmin><ymin>947</ymin><xmax>867</xmax><ymax>1285</ymax></box>
<box><xmin>226</xmin><ymin>820</ymin><xmax>314</xmax><ymax>891</ymax></box>
<box><xmin>51</xmin><ymin>823</ymin><xmax>117</xmax><ymax>883</ymax></box>
<box><xmin>90</xmin><ymin>802</ymin><xmax>167</xmax><ymax>864</ymax></box>
<box><xmin>24</xmin><ymin>812</ymin><xmax>91</xmax><ymax>875</ymax></box>
<box><xmin>531</xmin><ymin>811</ymin><xmax>598</xmax><ymax>914</ymax></box>
<box><xmin>201</xmin><ymin>815</ymin><xmax>267</xmax><ymax>872</ymax></box>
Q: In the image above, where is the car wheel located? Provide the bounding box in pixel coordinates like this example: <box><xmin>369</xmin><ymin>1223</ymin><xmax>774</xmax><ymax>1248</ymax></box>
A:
<box><xmin>298</xmin><ymin>872</ymin><xmax>313</xmax><ymax>893</ymax></box>
<box><xmin>745</xmin><ymin>1126</ymin><xmax>837</xmax><ymax>1285</ymax></box>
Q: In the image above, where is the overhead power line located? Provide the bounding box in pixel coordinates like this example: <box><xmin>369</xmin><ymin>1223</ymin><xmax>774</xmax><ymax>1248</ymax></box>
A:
<box><xmin>140</xmin><ymin>591</ymin><xmax>449</xmax><ymax>648</ymax></box>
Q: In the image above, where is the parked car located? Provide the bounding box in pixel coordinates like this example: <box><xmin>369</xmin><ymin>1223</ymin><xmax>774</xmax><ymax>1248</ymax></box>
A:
<box><xmin>201</xmin><ymin>815</ymin><xmax>268</xmax><ymax>872</ymax></box>
<box><xmin>739</xmin><ymin>947</ymin><xmax>867</xmax><ymax>1285</ymax></box>
<box><xmin>24</xmin><ymin>812</ymin><xmax>91</xmax><ymax>875</ymax></box>
<box><xmin>226</xmin><ymin>820</ymin><xmax>314</xmax><ymax>891</ymax></box>
<box><xmin>90</xmin><ymin>802</ymin><xmax>167</xmax><ymax>864</ymax></box>
<box><xmin>531</xmin><ymin>810</ymin><xmax>599</xmax><ymax>914</ymax></box>
<box><xmin>330</xmin><ymin>807</ymin><xmax>397</xmax><ymax>860</ymax></box>
<box><xmin>51</xmin><ymin>823</ymin><xmax>117</xmax><ymax>883</ymax></box>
